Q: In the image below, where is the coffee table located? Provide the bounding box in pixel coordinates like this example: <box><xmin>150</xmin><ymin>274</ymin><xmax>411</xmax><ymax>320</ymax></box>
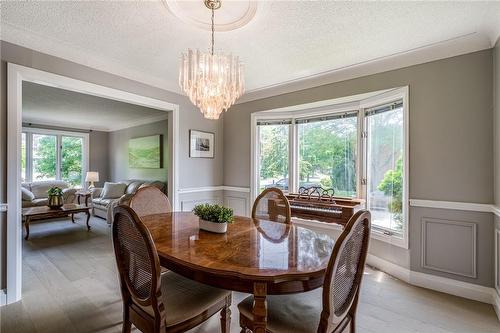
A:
<box><xmin>21</xmin><ymin>203</ymin><xmax>91</xmax><ymax>240</ymax></box>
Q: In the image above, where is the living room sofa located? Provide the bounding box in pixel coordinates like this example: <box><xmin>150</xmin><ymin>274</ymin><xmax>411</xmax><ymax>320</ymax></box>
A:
<box><xmin>21</xmin><ymin>180</ymin><xmax>77</xmax><ymax>208</ymax></box>
<box><xmin>91</xmin><ymin>179</ymin><xmax>167</xmax><ymax>223</ymax></box>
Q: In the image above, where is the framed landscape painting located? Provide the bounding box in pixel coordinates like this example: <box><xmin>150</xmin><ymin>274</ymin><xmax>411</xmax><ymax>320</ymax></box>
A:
<box><xmin>129</xmin><ymin>135</ymin><xmax>162</xmax><ymax>168</ymax></box>
<box><xmin>190</xmin><ymin>130</ymin><xmax>214</xmax><ymax>158</ymax></box>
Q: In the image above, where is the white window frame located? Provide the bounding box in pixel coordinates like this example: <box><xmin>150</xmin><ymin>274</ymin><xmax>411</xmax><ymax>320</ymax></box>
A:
<box><xmin>22</xmin><ymin>127</ymin><xmax>90</xmax><ymax>188</ymax></box>
<box><xmin>251</xmin><ymin>87</ymin><xmax>409</xmax><ymax>249</ymax></box>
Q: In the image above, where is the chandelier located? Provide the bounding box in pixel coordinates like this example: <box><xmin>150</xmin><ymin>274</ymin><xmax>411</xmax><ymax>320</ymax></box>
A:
<box><xmin>179</xmin><ymin>0</ymin><xmax>245</xmax><ymax>120</ymax></box>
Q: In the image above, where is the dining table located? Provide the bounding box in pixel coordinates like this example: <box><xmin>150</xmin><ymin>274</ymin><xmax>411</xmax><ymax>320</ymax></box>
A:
<box><xmin>140</xmin><ymin>212</ymin><xmax>336</xmax><ymax>333</ymax></box>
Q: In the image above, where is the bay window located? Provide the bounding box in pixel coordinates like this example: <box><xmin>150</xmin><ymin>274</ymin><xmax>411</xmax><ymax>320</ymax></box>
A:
<box><xmin>297</xmin><ymin>112</ymin><xmax>358</xmax><ymax>197</ymax></box>
<box><xmin>252</xmin><ymin>88</ymin><xmax>408</xmax><ymax>247</ymax></box>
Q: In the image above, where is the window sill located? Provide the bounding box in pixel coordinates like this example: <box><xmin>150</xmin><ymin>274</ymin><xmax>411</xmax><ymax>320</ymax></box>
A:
<box><xmin>370</xmin><ymin>228</ymin><xmax>408</xmax><ymax>249</ymax></box>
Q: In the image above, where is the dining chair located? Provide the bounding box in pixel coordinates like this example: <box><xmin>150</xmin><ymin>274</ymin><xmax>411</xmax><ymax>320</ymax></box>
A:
<box><xmin>238</xmin><ymin>210</ymin><xmax>371</xmax><ymax>333</ymax></box>
<box><xmin>129</xmin><ymin>186</ymin><xmax>172</xmax><ymax>218</ymax></box>
<box><xmin>251</xmin><ymin>187</ymin><xmax>291</xmax><ymax>223</ymax></box>
<box><xmin>112</xmin><ymin>205</ymin><xmax>232</xmax><ymax>333</ymax></box>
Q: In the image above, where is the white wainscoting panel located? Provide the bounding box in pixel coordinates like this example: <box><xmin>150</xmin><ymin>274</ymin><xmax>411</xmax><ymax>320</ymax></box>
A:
<box><xmin>496</xmin><ymin>229</ymin><xmax>500</xmax><ymax>292</ymax></box>
<box><xmin>0</xmin><ymin>289</ymin><xmax>6</xmax><ymax>306</ymax></box>
<box><xmin>224</xmin><ymin>196</ymin><xmax>248</xmax><ymax>217</ymax></box>
<box><xmin>421</xmin><ymin>218</ymin><xmax>477</xmax><ymax>278</ymax></box>
<box><xmin>180</xmin><ymin>198</ymin><xmax>222</xmax><ymax>212</ymax></box>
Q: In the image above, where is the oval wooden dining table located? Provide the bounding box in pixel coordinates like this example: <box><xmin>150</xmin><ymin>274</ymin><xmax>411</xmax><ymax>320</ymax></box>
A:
<box><xmin>140</xmin><ymin>212</ymin><xmax>335</xmax><ymax>333</ymax></box>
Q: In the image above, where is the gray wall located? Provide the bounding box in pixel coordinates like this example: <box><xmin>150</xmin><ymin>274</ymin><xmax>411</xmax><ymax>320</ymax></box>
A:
<box><xmin>109</xmin><ymin>120</ymin><xmax>168</xmax><ymax>182</ymax></box>
<box><xmin>0</xmin><ymin>41</ymin><xmax>224</xmax><ymax>289</ymax></box>
<box><xmin>89</xmin><ymin>130</ymin><xmax>109</xmax><ymax>187</ymax></box>
<box><xmin>495</xmin><ymin>38</ymin><xmax>500</xmax><ymax>206</ymax></box>
<box><xmin>223</xmin><ymin>49</ymin><xmax>494</xmax><ymax>285</ymax></box>
<box><xmin>494</xmin><ymin>39</ymin><xmax>500</xmax><ymax>295</ymax></box>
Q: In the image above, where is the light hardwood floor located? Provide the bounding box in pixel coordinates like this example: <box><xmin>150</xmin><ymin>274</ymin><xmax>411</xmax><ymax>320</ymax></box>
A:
<box><xmin>1</xmin><ymin>215</ymin><xmax>499</xmax><ymax>333</ymax></box>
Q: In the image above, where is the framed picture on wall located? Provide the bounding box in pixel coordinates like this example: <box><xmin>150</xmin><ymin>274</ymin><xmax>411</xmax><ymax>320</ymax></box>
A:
<box><xmin>129</xmin><ymin>134</ymin><xmax>163</xmax><ymax>168</ymax></box>
<box><xmin>189</xmin><ymin>130</ymin><xmax>215</xmax><ymax>158</ymax></box>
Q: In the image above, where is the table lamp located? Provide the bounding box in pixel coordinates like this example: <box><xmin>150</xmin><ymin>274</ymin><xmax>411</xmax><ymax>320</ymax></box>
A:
<box><xmin>85</xmin><ymin>171</ymin><xmax>99</xmax><ymax>190</ymax></box>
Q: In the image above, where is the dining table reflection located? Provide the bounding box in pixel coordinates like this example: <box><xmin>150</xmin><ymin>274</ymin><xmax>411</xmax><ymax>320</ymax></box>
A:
<box><xmin>141</xmin><ymin>212</ymin><xmax>335</xmax><ymax>333</ymax></box>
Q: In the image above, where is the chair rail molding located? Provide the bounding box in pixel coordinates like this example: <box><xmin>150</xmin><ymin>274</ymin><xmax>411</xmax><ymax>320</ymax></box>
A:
<box><xmin>410</xmin><ymin>199</ymin><xmax>497</xmax><ymax>214</ymax></box>
<box><xmin>178</xmin><ymin>186</ymin><xmax>250</xmax><ymax>194</ymax></box>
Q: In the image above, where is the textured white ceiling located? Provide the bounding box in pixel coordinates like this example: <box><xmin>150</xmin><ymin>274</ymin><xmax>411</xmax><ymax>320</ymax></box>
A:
<box><xmin>2</xmin><ymin>1</ymin><xmax>500</xmax><ymax>96</ymax></box>
<box><xmin>22</xmin><ymin>82</ymin><xmax>167</xmax><ymax>132</ymax></box>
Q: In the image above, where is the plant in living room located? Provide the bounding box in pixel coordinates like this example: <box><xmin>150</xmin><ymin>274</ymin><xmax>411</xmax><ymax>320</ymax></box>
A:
<box><xmin>47</xmin><ymin>186</ymin><xmax>64</xmax><ymax>209</ymax></box>
<box><xmin>192</xmin><ymin>203</ymin><xmax>233</xmax><ymax>234</ymax></box>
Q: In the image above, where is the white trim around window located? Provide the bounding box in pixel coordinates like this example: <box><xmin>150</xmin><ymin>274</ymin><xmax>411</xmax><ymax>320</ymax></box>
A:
<box><xmin>251</xmin><ymin>86</ymin><xmax>409</xmax><ymax>249</ymax></box>
<box><xmin>22</xmin><ymin>127</ymin><xmax>90</xmax><ymax>188</ymax></box>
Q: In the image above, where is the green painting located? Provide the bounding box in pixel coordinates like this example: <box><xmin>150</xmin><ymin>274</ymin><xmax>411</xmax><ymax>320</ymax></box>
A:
<box><xmin>129</xmin><ymin>135</ymin><xmax>162</xmax><ymax>169</ymax></box>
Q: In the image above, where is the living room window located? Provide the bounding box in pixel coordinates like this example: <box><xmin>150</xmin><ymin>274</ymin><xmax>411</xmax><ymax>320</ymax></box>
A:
<box><xmin>22</xmin><ymin>128</ymin><xmax>89</xmax><ymax>188</ymax></box>
<box><xmin>252</xmin><ymin>88</ymin><xmax>409</xmax><ymax>248</ymax></box>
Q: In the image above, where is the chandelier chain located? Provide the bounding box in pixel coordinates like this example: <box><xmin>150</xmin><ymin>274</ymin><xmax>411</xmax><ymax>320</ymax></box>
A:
<box><xmin>211</xmin><ymin>6</ymin><xmax>215</xmax><ymax>55</ymax></box>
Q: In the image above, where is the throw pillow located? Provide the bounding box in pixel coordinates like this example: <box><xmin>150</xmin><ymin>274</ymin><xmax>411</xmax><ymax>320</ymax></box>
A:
<box><xmin>101</xmin><ymin>182</ymin><xmax>127</xmax><ymax>199</ymax></box>
<box><xmin>21</xmin><ymin>187</ymin><xmax>35</xmax><ymax>201</ymax></box>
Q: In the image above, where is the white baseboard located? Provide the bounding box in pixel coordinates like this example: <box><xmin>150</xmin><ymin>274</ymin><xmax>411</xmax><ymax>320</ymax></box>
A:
<box><xmin>367</xmin><ymin>254</ymin><xmax>411</xmax><ymax>282</ymax></box>
<box><xmin>492</xmin><ymin>289</ymin><xmax>500</xmax><ymax>320</ymax></box>
<box><xmin>0</xmin><ymin>289</ymin><xmax>6</xmax><ymax>306</ymax></box>
<box><xmin>367</xmin><ymin>254</ymin><xmax>499</xmax><ymax>321</ymax></box>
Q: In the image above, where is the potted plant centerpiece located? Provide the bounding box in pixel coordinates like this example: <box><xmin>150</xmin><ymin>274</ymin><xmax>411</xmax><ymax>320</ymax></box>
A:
<box><xmin>47</xmin><ymin>186</ymin><xmax>64</xmax><ymax>209</ymax></box>
<box><xmin>193</xmin><ymin>203</ymin><xmax>233</xmax><ymax>234</ymax></box>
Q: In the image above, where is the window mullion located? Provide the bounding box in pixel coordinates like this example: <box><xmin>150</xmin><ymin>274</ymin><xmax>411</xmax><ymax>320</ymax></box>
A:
<box><xmin>289</xmin><ymin>121</ymin><xmax>298</xmax><ymax>193</ymax></box>
<box><xmin>56</xmin><ymin>134</ymin><xmax>62</xmax><ymax>180</ymax></box>
<box><xmin>358</xmin><ymin>109</ymin><xmax>367</xmax><ymax>203</ymax></box>
<box><xmin>27</xmin><ymin>133</ymin><xmax>33</xmax><ymax>182</ymax></box>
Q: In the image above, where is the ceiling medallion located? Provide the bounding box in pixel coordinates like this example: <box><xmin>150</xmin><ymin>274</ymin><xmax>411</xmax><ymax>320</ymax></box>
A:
<box><xmin>179</xmin><ymin>0</ymin><xmax>245</xmax><ymax>120</ymax></box>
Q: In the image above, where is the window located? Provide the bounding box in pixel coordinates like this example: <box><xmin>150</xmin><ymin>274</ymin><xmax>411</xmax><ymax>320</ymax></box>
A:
<box><xmin>61</xmin><ymin>136</ymin><xmax>84</xmax><ymax>187</ymax></box>
<box><xmin>22</xmin><ymin>128</ymin><xmax>88</xmax><ymax>188</ymax></box>
<box><xmin>297</xmin><ymin>113</ymin><xmax>358</xmax><ymax>197</ymax></box>
<box><xmin>32</xmin><ymin>134</ymin><xmax>57</xmax><ymax>181</ymax></box>
<box><xmin>252</xmin><ymin>88</ymin><xmax>408</xmax><ymax>247</ymax></box>
<box><xmin>365</xmin><ymin>101</ymin><xmax>404</xmax><ymax>234</ymax></box>
<box><xmin>257</xmin><ymin>120</ymin><xmax>290</xmax><ymax>193</ymax></box>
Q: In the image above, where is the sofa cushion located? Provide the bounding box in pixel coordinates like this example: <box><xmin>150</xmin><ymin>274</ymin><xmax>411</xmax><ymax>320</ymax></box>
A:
<box><xmin>32</xmin><ymin>198</ymin><xmax>48</xmax><ymax>206</ymax></box>
<box><xmin>30</xmin><ymin>180</ymin><xmax>69</xmax><ymax>199</ymax></box>
<box><xmin>101</xmin><ymin>182</ymin><xmax>127</xmax><ymax>199</ymax></box>
<box><xmin>125</xmin><ymin>181</ymin><xmax>144</xmax><ymax>195</ymax></box>
<box><xmin>92</xmin><ymin>198</ymin><xmax>113</xmax><ymax>207</ymax></box>
<box><xmin>21</xmin><ymin>187</ymin><xmax>35</xmax><ymax>201</ymax></box>
<box><xmin>140</xmin><ymin>181</ymin><xmax>167</xmax><ymax>193</ymax></box>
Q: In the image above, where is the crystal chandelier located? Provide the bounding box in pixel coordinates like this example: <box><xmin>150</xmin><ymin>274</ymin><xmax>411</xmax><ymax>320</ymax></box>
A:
<box><xmin>179</xmin><ymin>0</ymin><xmax>245</xmax><ymax>120</ymax></box>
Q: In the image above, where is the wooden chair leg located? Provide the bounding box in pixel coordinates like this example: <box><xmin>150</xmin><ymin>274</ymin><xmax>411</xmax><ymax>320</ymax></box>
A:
<box><xmin>220</xmin><ymin>295</ymin><xmax>232</xmax><ymax>333</ymax></box>
<box><xmin>122</xmin><ymin>307</ymin><xmax>132</xmax><ymax>333</ymax></box>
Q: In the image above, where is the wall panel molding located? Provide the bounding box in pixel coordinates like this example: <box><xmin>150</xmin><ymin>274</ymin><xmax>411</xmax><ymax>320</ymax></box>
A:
<box><xmin>421</xmin><ymin>218</ymin><xmax>477</xmax><ymax>278</ymax></box>
<box><xmin>180</xmin><ymin>197</ymin><xmax>222</xmax><ymax>212</ymax></box>
<box><xmin>224</xmin><ymin>196</ymin><xmax>248</xmax><ymax>217</ymax></box>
